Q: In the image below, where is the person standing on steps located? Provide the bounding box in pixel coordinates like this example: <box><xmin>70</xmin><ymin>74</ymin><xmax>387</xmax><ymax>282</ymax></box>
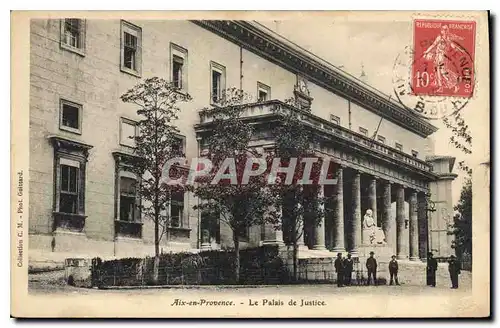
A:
<box><xmin>448</xmin><ymin>255</ymin><xmax>461</xmax><ymax>289</ymax></box>
<box><xmin>343</xmin><ymin>253</ymin><xmax>354</xmax><ymax>286</ymax></box>
<box><xmin>366</xmin><ymin>251</ymin><xmax>378</xmax><ymax>286</ymax></box>
<box><xmin>388</xmin><ymin>255</ymin><xmax>400</xmax><ymax>285</ymax></box>
<box><xmin>426</xmin><ymin>252</ymin><xmax>438</xmax><ymax>287</ymax></box>
<box><xmin>334</xmin><ymin>252</ymin><xmax>344</xmax><ymax>287</ymax></box>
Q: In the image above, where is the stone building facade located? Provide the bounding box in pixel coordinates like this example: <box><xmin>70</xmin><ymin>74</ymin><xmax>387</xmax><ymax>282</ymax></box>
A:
<box><xmin>29</xmin><ymin>19</ymin><xmax>456</xmax><ymax>261</ymax></box>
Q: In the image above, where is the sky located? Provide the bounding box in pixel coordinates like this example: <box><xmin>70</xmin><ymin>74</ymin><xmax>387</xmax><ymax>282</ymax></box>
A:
<box><xmin>256</xmin><ymin>17</ymin><xmax>479</xmax><ymax>205</ymax></box>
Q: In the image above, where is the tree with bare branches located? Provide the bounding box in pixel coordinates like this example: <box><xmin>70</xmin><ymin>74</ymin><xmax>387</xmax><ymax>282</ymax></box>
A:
<box><xmin>120</xmin><ymin>77</ymin><xmax>192</xmax><ymax>264</ymax></box>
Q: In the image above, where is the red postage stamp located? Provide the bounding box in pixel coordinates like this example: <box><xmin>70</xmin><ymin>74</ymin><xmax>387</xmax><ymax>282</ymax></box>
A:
<box><xmin>412</xmin><ymin>19</ymin><xmax>476</xmax><ymax>97</ymax></box>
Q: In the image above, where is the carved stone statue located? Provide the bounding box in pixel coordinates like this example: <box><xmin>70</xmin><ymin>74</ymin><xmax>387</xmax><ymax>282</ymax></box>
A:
<box><xmin>363</xmin><ymin>209</ymin><xmax>386</xmax><ymax>245</ymax></box>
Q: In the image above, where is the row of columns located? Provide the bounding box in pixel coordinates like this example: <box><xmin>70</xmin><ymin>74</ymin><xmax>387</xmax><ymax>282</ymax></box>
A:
<box><xmin>262</xmin><ymin>166</ymin><xmax>424</xmax><ymax>261</ymax></box>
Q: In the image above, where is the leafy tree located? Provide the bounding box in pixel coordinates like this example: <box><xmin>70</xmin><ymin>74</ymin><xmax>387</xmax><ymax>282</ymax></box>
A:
<box><xmin>449</xmin><ymin>178</ymin><xmax>472</xmax><ymax>261</ymax></box>
<box><xmin>193</xmin><ymin>88</ymin><xmax>280</xmax><ymax>283</ymax></box>
<box><xmin>120</xmin><ymin>77</ymin><xmax>192</xmax><ymax>259</ymax></box>
<box><xmin>442</xmin><ymin>110</ymin><xmax>473</xmax><ymax>265</ymax></box>
<box><xmin>271</xmin><ymin>98</ymin><xmax>328</xmax><ymax>281</ymax></box>
<box><xmin>442</xmin><ymin>112</ymin><xmax>472</xmax><ymax>175</ymax></box>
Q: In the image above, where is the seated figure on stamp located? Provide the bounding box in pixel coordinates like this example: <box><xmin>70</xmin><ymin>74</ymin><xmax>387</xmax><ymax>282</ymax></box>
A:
<box><xmin>362</xmin><ymin>209</ymin><xmax>386</xmax><ymax>245</ymax></box>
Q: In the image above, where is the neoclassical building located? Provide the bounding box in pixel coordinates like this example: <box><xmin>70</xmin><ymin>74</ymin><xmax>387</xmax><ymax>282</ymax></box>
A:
<box><xmin>28</xmin><ymin>18</ymin><xmax>456</xmax><ymax>263</ymax></box>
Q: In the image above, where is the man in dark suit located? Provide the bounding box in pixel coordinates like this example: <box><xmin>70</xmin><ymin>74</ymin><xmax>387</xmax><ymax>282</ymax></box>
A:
<box><xmin>426</xmin><ymin>252</ymin><xmax>438</xmax><ymax>287</ymax></box>
<box><xmin>448</xmin><ymin>255</ymin><xmax>461</xmax><ymax>289</ymax></box>
<box><xmin>366</xmin><ymin>251</ymin><xmax>377</xmax><ymax>285</ymax></box>
<box><xmin>343</xmin><ymin>253</ymin><xmax>354</xmax><ymax>286</ymax></box>
<box><xmin>388</xmin><ymin>255</ymin><xmax>400</xmax><ymax>285</ymax></box>
<box><xmin>334</xmin><ymin>252</ymin><xmax>344</xmax><ymax>287</ymax></box>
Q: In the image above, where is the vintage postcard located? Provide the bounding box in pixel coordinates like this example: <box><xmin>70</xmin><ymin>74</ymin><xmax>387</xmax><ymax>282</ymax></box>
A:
<box><xmin>11</xmin><ymin>11</ymin><xmax>490</xmax><ymax>318</ymax></box>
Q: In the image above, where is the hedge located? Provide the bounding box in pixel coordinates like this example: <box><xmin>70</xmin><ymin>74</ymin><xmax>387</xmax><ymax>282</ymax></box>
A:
<box><xmin>91</xmin><ymin>245</ymin><xmax>291</xmax><ymax>287</ymax></box>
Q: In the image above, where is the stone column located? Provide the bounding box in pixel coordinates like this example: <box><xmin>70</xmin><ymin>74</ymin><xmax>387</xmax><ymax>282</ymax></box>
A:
<box><xmin>262</xmin><ymin>205</ymin><xmax>284</xmax><ymax>246</ymax></box>
<box><xmin>350</xmin><ymin>171</ymin><xmax>362</xmax><ymax>256</ymax></box>
<box><xmin>382</xmin><ymin>181</ymin><xmax>395</xmax><ymax>248</ymax></box>
<box><xmin>332</xmin><ymin>166</ymin><xmax>345</xmax><ymax>253</ymax></box>
<box><xmin>368</xmin><ymin>177</ymin><xmax>377</xmax><ymax>223</ymax></box>
<box><xmin>417</xmin><ymin>192</ymin><xmax>428</xmax><ymax>260</ymax></box>
<box><xmin>396</xmin><ymin>184</ymin><xmax>407</xmax><ymax>260</ymax></box>
<box><xmin>312</xmin><ymin>185</ymin><xmax>326</xmax><ymax>250</ymax></box>
<box><xmin>409</xmin><ymin>190</ymin><xmax>419</xmax><ymax>261</ymax></box>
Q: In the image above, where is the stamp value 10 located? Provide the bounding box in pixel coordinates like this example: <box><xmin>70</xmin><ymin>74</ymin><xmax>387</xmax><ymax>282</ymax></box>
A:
<box><xmin>412</xmin><ymin>19</ymin><xmax>476</xmax><ymax>98</ymax></box>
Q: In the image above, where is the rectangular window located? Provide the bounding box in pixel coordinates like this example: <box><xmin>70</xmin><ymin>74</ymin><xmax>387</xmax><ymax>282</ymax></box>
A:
<box><xmin>121</xmin><ymin>21</ymin><xmax>142</xmax><ymax>76</ymax></box>
<box><xmin>59</xmin><ymin>99</ymin><xmax>82</xmax><ymax>134</ymax></box>
<box><xmin>377</xmin><ymin>135</ymin><xmax>386</xmax><ymax>144</ymax></box>
<box><xmin>210</xmin><ymin>61</ymin><xmax>226</xmax><ymax>104</ymax></box>
<box><xmin>212</xmin><ymin>71</ymin><xmax>221</xmax><ymax>103</ymax></box>
<box><xmin>170</xmin><ymin>43</ymin><xmax>188</xmax><ymax>92</ymax></box>
<box><xmin>62</xmin><ymin>104</ymin><xmax>79</xmax><ymax>129</ymax></box>
<box><xmin>114</xmin><ymin>153</ymin><xmax>143</xmax><ymax>239</ymax></box>
<box><xmin>119</xmin><ymin>177</ymin><xmax>137</xmax><ymax>222</ymax></box>
<box><xmin>59</xmin><ymin>164</ymin><xmax>79</xmax><ymax>214</ymax></box>
<box><xmin>201</xmin><ymin>211</ymin><xmax>221</xmax><ymax>245</ymax></box>
<box><xmin>395</xmin><ymin>142</ymin><xmax>403</xmax><ymax>152</ymax></box>
<box><xmin>120</xmin><ymin>118</ymin><xmax>137</xmax><ymax>148</ymax></box>
<box><xmin>51</xmin><ymin>137</ymin><xmax>90</xmax><ymax>233</ymax></box>
<box><xmin>172</xmin><ymin>55</ymin><xmax>183</xmax><ymax>88</ymax></box>
<box><xmin>330</xmin><ymin>115</ymin><xmax>340</xmax><ymax>125</ymax></box>
<box><xmin>170</xmin><ymin>134</ymin><xmax>186</xmax><ymax>156</ymax></box>
<box><xmin>359</xmin><ymin>127</ymin><xmax>368</xmax><ymax>136</ymax></box>
<box><xmin>412</xmin><ymin>150</ymin><xmax>419</xmax><ymax>158</ymax></box>
<box><xmin>257</xmin><ymin>82</ymin><xmax>271</xmax><ymax>102</ymax></box>
<box><xmin>60</xmin><ymin>19</ymin><xmax>86</xmax><ymax>54</ymax></box>
<box><xmin>170</xmin><ymin>191</ymin><xmax>185</xmax><ymax>227</ymax></box>
<box><xmin>124</xmin><ymin>33</ymin><xmax>137</xmax><ymax>70</ymax></box>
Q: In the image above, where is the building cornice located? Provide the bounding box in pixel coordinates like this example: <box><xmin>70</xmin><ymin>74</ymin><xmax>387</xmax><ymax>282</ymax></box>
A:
<box><xmin>112</xmin><ymin>150</ymin><xmax>143</xmax><ymax>164</ymax></box>
<box><xmin>48</xmin><ymin>135</ymin><xmax>93</xmax><ymax>158</ymax></box>
<box><xmin>433</xmin><ymin>173</ymin><xmax>459</xmax><ymax>181</ymax></box>
<box><xmin>192</xmin><ymin>20</ymin><xmax>438</xmax><ymax>138</ymax></box>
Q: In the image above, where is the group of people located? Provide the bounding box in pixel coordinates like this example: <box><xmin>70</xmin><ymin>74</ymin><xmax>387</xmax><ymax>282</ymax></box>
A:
<box><xmin>333</xmin><ymin>251</ymin><xmax>380</xmax><ymax>287</ymax></box>
<box><xmin>333</xmin><ymin>251</ymin><xmax>462</xmax><ymax>288</ymax></box>
<box><xmin>426</xmin><ymin>252</ymin><xmax>462</xmax><ymax>289</ymax></box>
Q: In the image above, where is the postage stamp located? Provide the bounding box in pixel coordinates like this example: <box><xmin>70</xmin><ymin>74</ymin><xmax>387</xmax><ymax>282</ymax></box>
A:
<box><xmin>392</xmin><ymin>18</ymin><xmax>477</xmax><ymax>120</ymax></box>
<box><xmin>411</xmin><ymin>19</ymin><xmax>476</xmax><ymax>98</ymax></box>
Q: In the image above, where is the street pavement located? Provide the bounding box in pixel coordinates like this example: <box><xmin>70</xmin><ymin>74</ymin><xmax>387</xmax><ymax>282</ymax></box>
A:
<box><xmin>29</xmin><ymin>270</ymin><xmax>471</xmax><ymax>296</ymax></box>
<box><xmin>24</xmin><ymin>271</ymin><xmax>479</xmax><ymax>318</ymax></box>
